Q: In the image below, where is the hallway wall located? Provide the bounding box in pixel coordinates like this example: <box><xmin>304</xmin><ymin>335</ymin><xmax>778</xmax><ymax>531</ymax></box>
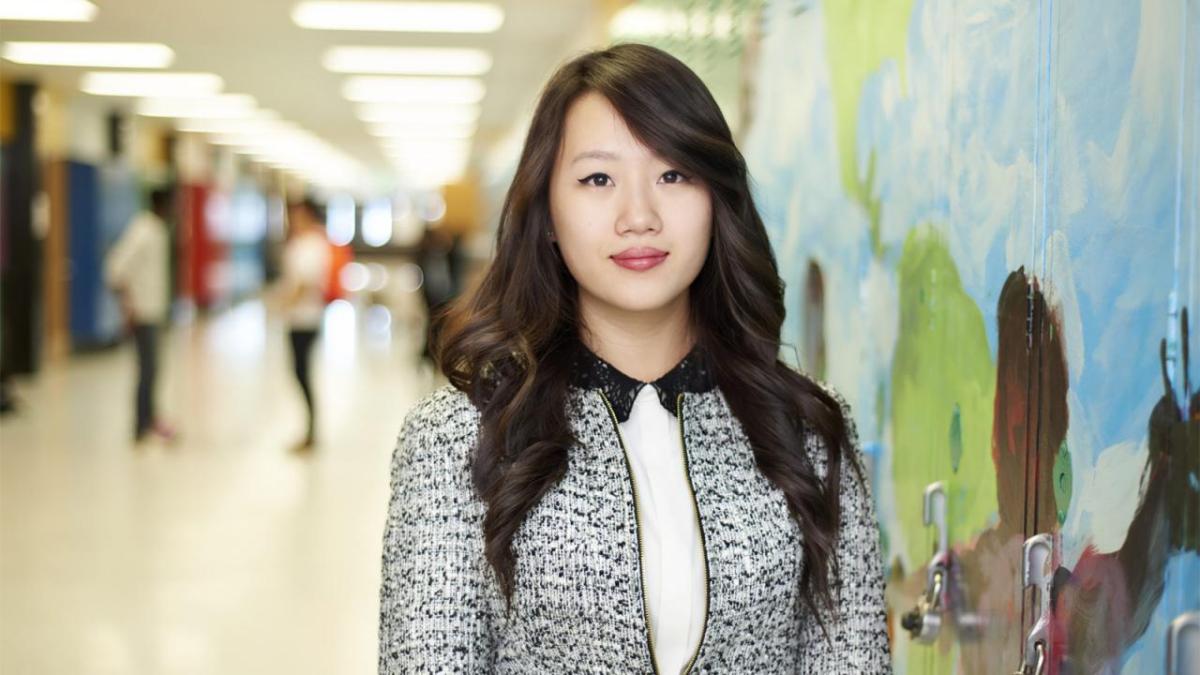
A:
<box><xmin>617</xmin><ymin>0</ymin><xmax>1200</xmax><ymax>672</ymax></box>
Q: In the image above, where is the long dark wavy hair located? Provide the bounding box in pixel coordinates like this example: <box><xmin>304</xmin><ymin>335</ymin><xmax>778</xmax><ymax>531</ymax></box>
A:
<box><xmin>433</xmin><ymin>43</ymin><xmax>854</xmax><ymax>624</ymax></box>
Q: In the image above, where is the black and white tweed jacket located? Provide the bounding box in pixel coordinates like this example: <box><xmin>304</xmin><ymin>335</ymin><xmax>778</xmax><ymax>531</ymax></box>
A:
<box><xmin>378</xmin><ymin>378</ymin><xmax>892</xmax><ymax>674</ymax></box>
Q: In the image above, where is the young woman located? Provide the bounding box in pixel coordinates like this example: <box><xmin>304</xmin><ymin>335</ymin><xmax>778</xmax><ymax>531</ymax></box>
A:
<box><xmin>379</xmin><ymin>43</ymin><xmax>891</xmax><ymax>674</ymax></box>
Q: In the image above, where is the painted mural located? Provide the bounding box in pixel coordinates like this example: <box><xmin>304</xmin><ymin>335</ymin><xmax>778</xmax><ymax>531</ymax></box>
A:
<box><xmin>613</xmin><ymin>0</ymin><xmax>1200</xmax><ymax>672</ymax></box>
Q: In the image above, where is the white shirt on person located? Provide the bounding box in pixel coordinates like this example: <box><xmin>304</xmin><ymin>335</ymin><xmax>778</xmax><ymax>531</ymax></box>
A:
<box><xmin>104</xmin><ymin>211</ymin><xmax>170</xmax><ymax>324</ymax></box>
<box><xmin>281</xmin><ymin>229</ymin><xmax>332</xmax><ymax>329</ymax></box>
<box><xmin>619</xmin><ymin>382</ymin><xmax>707</xmax><ymax>674</ymax></box>
<box><xmin>572</xmin><ymin>344</ymin><xmax>712</xmax><ymax>674</ymax></box>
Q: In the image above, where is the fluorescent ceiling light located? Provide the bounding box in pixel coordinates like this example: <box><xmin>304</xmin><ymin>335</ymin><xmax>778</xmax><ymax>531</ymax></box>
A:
<box><xmin>80</xmin><ymin>72</ymin><xmax>223</xmax><ymax>97</ymax></box>
<box><xmin>0</xmin><ymin>0</ymin><xmax>97</xmax><ymax>21</ymax></box>
<box><xmin>324</xmin><ymin>46</ymin><xmax>491</xmax><ymax>75</ymax></box>
<box><xmin>610</xmin><ymin>7</ymin><xmax>734</xmax><ymax>39</ymax></box>
<box><xmin>387</xmin><ymin>157</ymin><xmax>468</xmax><ymax>173</ymax></box>
<box><xmin>189</xmin><ymin>123</ymin><xmax>294</xmax><ymax>142</ymax></box>
<box><xmin>343</xmin><ymin>76</ymin><xmax>484</xmax><ymax>104</ymax></box>
<box><xmin>175</xmin><ymin>111</ymin><xmax>282</xmax><ymax>133</ymax></box>
<box><xmin>383</xmin><ymin>138</ymin><xmax>471</xmax><ymax>152</ymax></box>
<box><xmin>387</xmin><ymin>154</ymin><xmax>469</xmax><ymax>166</ymax></box>
<box><xmin>389</xmin><ymin>156</ymin><xmax>467</xmax><ymax>170</ymax></box>
<box><xmin>369</xmin><ymin>122</ymin><xmax>476</xmax><ymax>139</ymax></box>
<box><xmin>227</xmin><ymin>131</ymin><xmax>361</xmax><ymax>173</ymax></box>
<box><xmin>137</xmin><ymin>94</ymin><xmax>257</xmax><ymax>118</ymax></box>
<box><xmin>211</xmin><ymin>135</ymin><xmax>266</xmax><ymax>147</ymax></box>
<box><xmin>2</xmin><ymin>42</ymin><xmax>173</xmax><ymax>68</ymax></box>
<box><xmin>292</xmin><ymin>1</ymin><xmax>503</xmax><ymax>33</ymax></box>
<box><xmin>385</xmin><ymin>146</ymin><xmax>470</xmax><ymax>170</ymax></box>
<box><xmin>183</xmin><ymin>110</ymin><xmax>365</xmax><ymax>190</ymax></box>
<box><xmin>357</xmin><ymin>103</ymin><xmax>480</xmax><ymax>125</ymax></box>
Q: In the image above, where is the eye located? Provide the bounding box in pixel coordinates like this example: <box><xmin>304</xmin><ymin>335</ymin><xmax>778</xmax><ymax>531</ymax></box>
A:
<box><xmin>578</xmin><ymin>173</ymin><xmax>612</xmax><ymax>187</ymax></box>
<box><xmin>660</xmin><ymin>170</ymin><xmax>690</xmax><ymax>184</ymax></box>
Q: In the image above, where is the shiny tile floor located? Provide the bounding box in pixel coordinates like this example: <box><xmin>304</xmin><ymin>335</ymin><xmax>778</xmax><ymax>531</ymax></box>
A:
<box><xmin>1</xmin><ymin>295</ymin><xmax>440</xmax><ymax>674</ymax></box>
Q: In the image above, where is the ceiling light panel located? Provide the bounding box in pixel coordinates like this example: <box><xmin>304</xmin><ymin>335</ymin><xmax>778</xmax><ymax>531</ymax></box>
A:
<box><xmin>368</xmin><ymin>122</ymin><xmax>476</xmax><ymax>139</ymax></box>
<box><xmin>137</xmin><ymin>94</ymin><xmax>257</xmax><ymax>118</ymax></box>
<box><xmin>175</xmin><ymin>109</ymin><xmax>282</xmax><ymax>132</ymax></box>
<box><xmin>2</xmin><ymin>42</ymin><xmax>174</xmax><ymax>68</ymax></box>
<box><xmin>292</xmin><ymin>1</ymin><xmax>503</xmax><ymax>33</ymax></box>
<box><xmin>0</xmin><ymin>0</ymin><xmax>97</xmax><ymax>21</ymax></box>
<box><xmin>356</xmin><ymin>103</ymin><xmax>481</xmax><ymax>125</ymax></box>
<box><xmin>342</xmin><ymin>76</ymin><xmax>484</xmax><ymax>103</ymax></box>
<box><xmin>384</xmin><ymin>140</ymin><xmax>471</xmax><ymax>162</ymax></box>
<box><xmin>80</xmin><ymin>72</ymin><xmax>223</xmax><ymax>97</ymax></box>
<box><xmin>324</xmin><ymin>46</ymin><xmax>491</xmax><ymax>75</ymax></box>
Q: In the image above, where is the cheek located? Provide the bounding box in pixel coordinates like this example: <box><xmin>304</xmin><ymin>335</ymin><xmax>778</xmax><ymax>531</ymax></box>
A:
<box><xmin>553</xmin><ymin>212</ymin><xmax>606</xmax><ymax>281</ymax></box>
<box><xmin>551</xmin><ymin>192</ymin><xmax>611</xmax><ymax>268</ymax></box>
<box><xmin>672</xmin><ymin>193</ymin><xmax>714</xmax><ymax>269</ymax></box>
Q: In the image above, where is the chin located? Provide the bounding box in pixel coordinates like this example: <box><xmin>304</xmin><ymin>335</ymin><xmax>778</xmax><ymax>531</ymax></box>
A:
<box><xmin>600</xmin><ymin>289</ymin><xmax>683</xmax><ymax>314</ymax></box>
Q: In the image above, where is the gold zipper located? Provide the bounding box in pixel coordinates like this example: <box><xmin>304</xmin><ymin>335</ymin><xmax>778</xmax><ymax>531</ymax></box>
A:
<box><xmin>677</xmin><ymin>392</ymin><xmax>711</xmax><ymax>674</ymax></box>
<box><xmin>598</xmin><ymin>390</ymin><xmax>659</xmax><ymax>675</ymax></box>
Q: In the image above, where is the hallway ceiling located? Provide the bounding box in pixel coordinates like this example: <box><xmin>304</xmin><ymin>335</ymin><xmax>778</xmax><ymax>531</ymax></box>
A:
<box><xmin>0</xmin><ymin>0</ymin><xmax>599</xmax><ymax>185</ymax></box>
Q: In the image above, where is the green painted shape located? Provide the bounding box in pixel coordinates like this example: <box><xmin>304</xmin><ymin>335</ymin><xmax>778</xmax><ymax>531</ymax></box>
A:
<box><xmin>891</xmin><ymin>225</ymin><xmax>1000</xmax><ymax>571</ymax></box>
<box><xmin>896</xmin><ymin>228</ymin><xmax>997</xmax><ymax>675</ymax></box>
<box><xmin>1053</xmin><ymin>440</ymin><xmax>1073</xmax><ymax>525</ymax></box>
<box><xmin>823</xmin><ymin>0</ymin><xmax>913</xmax><ymax>255</ymax></box>
<box><xmin>949</xmin><ymin>404</ymin><xmax>964</xmax><ymax>473</ymax></box>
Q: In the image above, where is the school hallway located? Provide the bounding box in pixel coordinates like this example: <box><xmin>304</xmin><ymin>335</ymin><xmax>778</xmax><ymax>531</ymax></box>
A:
<box><xmin>0</xmin><ymin>295</ymin><xmax>436</xmax><ymax>675</ymax></box>
<box><xmin>2</xmin><ymin>0</ymin><xmax>1199</xmax><ymax>672</ymax></box>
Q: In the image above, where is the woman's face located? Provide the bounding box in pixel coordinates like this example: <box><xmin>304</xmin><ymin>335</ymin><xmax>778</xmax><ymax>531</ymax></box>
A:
<box><xmin>548</xmin><ymin>92</ymin><xmax>713</xmax><ymax>318</ymax></box>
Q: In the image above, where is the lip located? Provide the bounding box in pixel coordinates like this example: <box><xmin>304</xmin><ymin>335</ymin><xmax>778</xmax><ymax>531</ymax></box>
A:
<box><xmin>611</xmin><ymin>247</ymin><xmax>668</xmax><ymax>271</ymax></box>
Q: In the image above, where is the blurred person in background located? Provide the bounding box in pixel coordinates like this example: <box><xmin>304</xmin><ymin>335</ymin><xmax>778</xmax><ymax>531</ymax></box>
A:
<box><xmin>104</xmin><ymin>187</ymin><xmax>176</xmax><ymax>444</ymax></box>
<box><xmin>282</xmin><ymin>196</ymin><xmax>331</xmax><ymax>451</ymax></box>
<box><xmin>0</xmin><ymin>364</ymin><xmax>16</xmax><ymax>415</ymax></box>
<box><xmin>415</xmin><ymin>225</ymin><xmax>456</xmax><ymax>366</ymax></box>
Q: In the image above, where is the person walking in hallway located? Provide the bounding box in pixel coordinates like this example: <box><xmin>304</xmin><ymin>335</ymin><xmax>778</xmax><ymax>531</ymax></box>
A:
<box><xmin>282</xmin><ymin>196</ymin><xmax>332</xmax><ymax>451</ymax></box>
<box><xmin>105</xmin><ymin>186</ymin><xmax>175</xmax><ymax>444</ymax></box>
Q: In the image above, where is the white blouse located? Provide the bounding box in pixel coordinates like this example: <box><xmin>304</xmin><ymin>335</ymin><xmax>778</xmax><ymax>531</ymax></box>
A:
<box><xmin>618</xmin><ymin>383</ymin><xmax>707</xmax><ymax>674</ymax></box>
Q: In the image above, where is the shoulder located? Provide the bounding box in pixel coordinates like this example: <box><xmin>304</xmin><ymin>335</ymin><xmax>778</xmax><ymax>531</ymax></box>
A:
<box><xmin>396</xmin><ymin>384</ymin><xmax>482</xmax><ymax>464</ymax></box>
<box><xmin>403</xmin><ymin>383</ymin><xmax>479</xmax><ymax>428</ymax></box>
<box><xmin>813</xmin><ymin>380</ymin><xmax>858</xmax><ymax>443</ymax></box>
<box><xmin>797</xmin><ymin>378</ymin><xmax>864</xmax><ymax>479</ymax></box>
<box><xmin>122</xmin><ymin>213</ymin><xmax>154</xmax><ymax>239</ymax></box>
<box><xmin>146</xmin><ymin>212</ymin><xmax>167</xmax><ymax>229</ymax></box>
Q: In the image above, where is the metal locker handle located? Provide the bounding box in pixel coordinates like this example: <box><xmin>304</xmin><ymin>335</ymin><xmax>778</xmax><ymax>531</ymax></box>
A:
<box><xmin>902</xmin><ymin>482</ymin><xmax>949</xmax><ymax>644</ymax></box>
<box><xmin>1167</xmin><ymin>611</ymin><xmax>1199</xmax><ymax>675</ymax></box>
<box><xmin>923</xmin><ymin>481</ymin><xmax>948</xmax><ymax>556</ymax></box>
<box><xmin>1014</xmin><ymin>534</ymin><xmax>1053</xmax><ymax>675</ymax></box>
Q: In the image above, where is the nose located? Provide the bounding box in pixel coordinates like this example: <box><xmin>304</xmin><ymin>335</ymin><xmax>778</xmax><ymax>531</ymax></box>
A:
<box><xmin>616</xmin><ymin>181</ymin><xmax>661</xmax><ymax>235</ymax></box>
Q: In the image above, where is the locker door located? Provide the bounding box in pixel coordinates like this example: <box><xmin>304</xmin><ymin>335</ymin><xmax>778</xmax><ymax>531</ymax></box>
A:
<box><xmin>67</xmin><ymin>160</ymin><xmax>103</xmax><ymax>347</ymax></box>
<box><xmin>1025</xmin><ymin>1</ymin><xmax>1200</xmax><ymax>673</ymax></box>
<box><xmin>1014</xmin><ymin>3</ymin><xmax>1062</xmax><ymax>673</ymax></box>
<box><xmin>893</xmin><ymin>3</ymin><xmax>1047</xmax><ymax>674</ymax></box>
<box><xmin>1165</xmin><ymin>4</ymin><xmax>1200</xmax><ymax>674</ymax></box>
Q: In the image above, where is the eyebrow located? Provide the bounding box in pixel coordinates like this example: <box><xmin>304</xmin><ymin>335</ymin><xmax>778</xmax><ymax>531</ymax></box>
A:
<box><xmin>571</xmin><ymin>150</ymin><xmax>620</xmax><ymax>165</ymax></box>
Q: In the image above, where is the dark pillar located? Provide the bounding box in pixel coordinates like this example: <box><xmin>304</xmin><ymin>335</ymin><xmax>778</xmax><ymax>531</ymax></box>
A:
<box><xmin>1</xmin><ymin>81</ymin><xmax>43</xmax><ymax>376</ymax></box>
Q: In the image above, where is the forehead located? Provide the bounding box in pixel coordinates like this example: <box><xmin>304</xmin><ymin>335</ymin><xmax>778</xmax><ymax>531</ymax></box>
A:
<box><xmin>558</xmin><ymin>91</ymin><xmax>652</xmax><ymax>158</ymax></box>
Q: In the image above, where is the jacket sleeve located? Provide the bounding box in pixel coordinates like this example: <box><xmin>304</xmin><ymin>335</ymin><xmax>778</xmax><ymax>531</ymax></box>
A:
<box><xmin>378</xmin><ymin>393</ymin><xmax>496</xmax><ymax>674</ymax></box>
<box><xmin>798</xmin><ymin>394</ymin><xmax>893</xmax><ymax>674</ymax></box>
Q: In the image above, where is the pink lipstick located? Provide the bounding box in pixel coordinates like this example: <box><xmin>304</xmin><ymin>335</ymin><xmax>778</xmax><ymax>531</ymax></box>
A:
<box><xmin>611</xmin><ymin>247</ymin><xmax>668</xmax><ymax>271</ymax></box>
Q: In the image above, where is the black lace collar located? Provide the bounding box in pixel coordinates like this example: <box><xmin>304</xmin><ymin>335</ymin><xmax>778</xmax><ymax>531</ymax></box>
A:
<box><xmin>569</xmin><ymin>340</ymin><xmax>716</xmax><ymax>423</ymax></box>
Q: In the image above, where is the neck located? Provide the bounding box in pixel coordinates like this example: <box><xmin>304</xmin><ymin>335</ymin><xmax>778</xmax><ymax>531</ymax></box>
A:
<box><xmin>578</xmin><ymin>290</ymin><xmax>694</xmax><ymax>382</ymax></box>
